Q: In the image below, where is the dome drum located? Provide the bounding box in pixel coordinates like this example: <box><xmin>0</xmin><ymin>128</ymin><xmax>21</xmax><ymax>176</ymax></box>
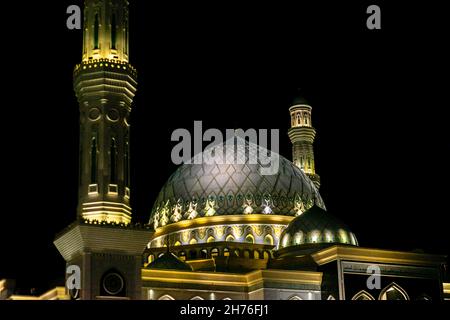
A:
<box><xmin>148</xmin><ymin>214</ymin><xmax>293</xmax><ymax>248</ymax></box>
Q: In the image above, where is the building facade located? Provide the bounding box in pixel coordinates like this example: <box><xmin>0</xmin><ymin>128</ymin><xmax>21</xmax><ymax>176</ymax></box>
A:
<box><xmin>1</xmin><ymin>0</ymin><xmax>449</xmax><ymax>301</ymax></box>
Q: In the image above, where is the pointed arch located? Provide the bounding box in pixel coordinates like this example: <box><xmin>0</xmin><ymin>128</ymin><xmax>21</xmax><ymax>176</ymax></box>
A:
<box><xmin>207</xmin><ymin>236</ymin><xmax>215</xmax><ymax>243</ymax></box>
<box><xmin>379</xmin><ymin>283</ymin><xmax>409</xmax><ymax>300</ymax></box>
<box><xmin>288</xmin><ymin>295</ymin><xmax>302</xmax><ymax>300</ymax></box>
<box><xmin>245</xmin><ymin>234</ymin><xmax>255</xmax><ymax>244</ymax></box>
<box><xmin>225</xmin><ymin>234</ymin><xmax>235</xmax><ymax>242</ymax></box>
<box><xmin>352</xmin><ymin>290</ymin><xmax>375</xmax><ymax>300</ymax></box>
<box><xmin>327</xmin><ymin>295</ymin><xmax>336</xmax><ymax>300</ymax></box>
<box><xmin>158</xmin><ymin>294</ymin><xmax>175</xmax><ymax>300</ymax></box>
<box><xmin>190</xmin><ymin>296</ymin><xmax>204</xmax><ymax>300</ymax></box>
<box><xmin>264</xmin><ymin>234</ymin><xmax>274</xmax><ymax>246</ymax></box>
<box><xmin>94</xmin><ymin>13</ymin><xmax>100</xmax><ymax>49</ymax></box>
<box><xmin>111</xmin><ymin>13</ymin><xmax>117</xmax><ymax>49</ymax></box>
<box><xmin>110</xmin><ymin>138</ymin><xmax>118</xmax><ymax>184</ymax></box>
<box><xmin>174</xmin><ymin>241</ymin><xmax>182</xmax><ymax>247</ymax></box>
<box><xmin>90</xmin><ymin>136</ymin><xmax>98</xmax><ymax>184</ymax></box>
<box><xmin>189</xmin><ymin>238</ymin><xmax>197</xmax><ymax>245</ymax></box>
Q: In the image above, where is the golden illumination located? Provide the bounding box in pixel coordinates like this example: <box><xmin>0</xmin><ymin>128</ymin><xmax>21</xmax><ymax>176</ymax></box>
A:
<box><xmin>312</xmin><ymin>245</ymin><xmax>447</xmax><ymax>267</ymax></box>
<box><xmin>443</xmin><ymin>283</ymin><xmax>450</xmax><ymax>295</ymax></box>
<box><xmin>142</xmin><ymin>269</ymin><xmax>322</xmax><ymax>288</ymax></box>
<box><xmin>153</xmin><ymin>215</ymin><xmax>293</xmax><ymax>238</ymax></box>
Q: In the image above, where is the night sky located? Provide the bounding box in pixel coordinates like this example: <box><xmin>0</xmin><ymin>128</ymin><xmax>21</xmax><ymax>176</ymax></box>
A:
<box><xmin>1</xmin><ymin>1</ymin><xmax>448</xmax><ymax>293</ymax></box>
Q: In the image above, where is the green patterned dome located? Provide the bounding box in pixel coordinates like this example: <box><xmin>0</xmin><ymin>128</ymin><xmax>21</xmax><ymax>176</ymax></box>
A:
<box><xmin>279</xmin><ymin>206</ymin><xmax>358</xmax><ymax>249</ymax></box>
<box><xmin>149</xmin><ymin>139</ymin><xmax>325</xmax><ymax>230</ymax></box>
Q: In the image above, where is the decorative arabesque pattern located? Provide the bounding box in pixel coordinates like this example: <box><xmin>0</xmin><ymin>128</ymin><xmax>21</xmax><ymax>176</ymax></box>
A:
<box><xmin>150</xmin><ymin>140</ymin><xmax>325</xmax><ymax>230</ymax></box>
<box><xmin>149</xmin><ymin>224</ymin><xmax>287</xmax><ymax>248</ymax></box>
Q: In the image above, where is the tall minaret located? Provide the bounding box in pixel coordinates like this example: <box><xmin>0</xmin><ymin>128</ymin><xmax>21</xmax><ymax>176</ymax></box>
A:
<box><xmin>55</xmin><ymin>1</ymin><xmax>151</xmax><ymax>300</ymax></box>
<box><xmin>74</xmin><ymin>0</ymin><xmax>137</xmax><ymax>224</ymax></box>
<box><xmin>288</xmin><ymin>95</ymin><xmax>321</xmax><ymax>189</ymax></box>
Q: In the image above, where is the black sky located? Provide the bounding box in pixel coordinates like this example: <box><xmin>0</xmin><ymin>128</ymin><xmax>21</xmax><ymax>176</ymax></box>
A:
<box><xmin>1</xmin><ymin>1</ymin><xmax>449</xmax><ymax>292</ymax></box>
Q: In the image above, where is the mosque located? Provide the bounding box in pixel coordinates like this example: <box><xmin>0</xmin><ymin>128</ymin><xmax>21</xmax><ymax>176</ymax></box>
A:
<box><xmin>1</xmin><ymin>0</ymin><xmax>449</xmax><ymax>301</ymax></box>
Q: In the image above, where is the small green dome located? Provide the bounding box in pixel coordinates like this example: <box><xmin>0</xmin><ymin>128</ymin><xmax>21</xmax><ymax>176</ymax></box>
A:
<box><xmin>279</xmin><ymin>206</ymin><xmax>358</xmax><ymax>249</ymax></box>
<box><xmin>292</xmin><ymin>95</ymin><xmax>309</xmax><ymax>106</ymax></box>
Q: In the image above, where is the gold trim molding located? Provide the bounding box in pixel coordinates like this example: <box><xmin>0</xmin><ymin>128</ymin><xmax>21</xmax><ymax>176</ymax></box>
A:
<box><xmin>142</xmin><ymin>269</ymin><xmax>322</xmax><ymax>288</ymax></box>
<box><xmin>153</xmin><ymin>215</ymin><xmax>294</xmax><ymax>238</ymax></box>
<box><xmin>312</xmin><ymin>245</ymin><xmax>447</xmax><ymax>267</ymax></box>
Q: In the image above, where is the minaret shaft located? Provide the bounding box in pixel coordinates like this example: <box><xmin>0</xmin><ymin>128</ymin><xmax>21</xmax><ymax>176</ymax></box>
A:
<box><xmin>289</xmin><ymin>104</ymin><xmax>321</xmax><ymax>189</ymax></box>
<box><xmin>75</xmin><ymin>0</ymin><xmax>137</xmax><ymax>224</ymax></box>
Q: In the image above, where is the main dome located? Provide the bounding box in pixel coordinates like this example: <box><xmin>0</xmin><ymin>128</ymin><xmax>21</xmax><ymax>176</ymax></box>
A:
<box><xmin>149</xmin><ymin>140</ymin><xmax>325</xmax><ymax>230</ymax></box>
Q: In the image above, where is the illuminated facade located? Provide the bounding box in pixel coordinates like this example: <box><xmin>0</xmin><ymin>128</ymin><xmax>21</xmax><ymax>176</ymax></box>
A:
<box><xmin>1</xmin><ymin>0</ymin><xmax>449</xmax><ymax>301</ymax></box>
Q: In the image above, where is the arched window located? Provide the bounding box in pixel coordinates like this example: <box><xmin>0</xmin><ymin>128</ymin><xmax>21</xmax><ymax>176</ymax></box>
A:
<box><xmin>124</xmin><ymin>21</ymin><xmax>128</xmax><ymax>54</ymax></box>
<box><xmin>159</xmin><ymin>294</ymin><xmax>175</xmax><ymax>300</ymax></box>
<box><xmin>111</xmin><ymin>14</ymin><xmax>117</xmax><ymax>49</ymax></box>
<box><xmin>263</xmin><ymin>251</ymin><xmax>270</xmax><ymax>260</ymax></box>
<box><xmin>211</xmin><ymin>248</ymin><xmax>219</xmax><ymax>257</ymax></box>
<box><xmin>264</xmin><ymin>234</ymin><xmax>274</xmax><ymax>245</ymax></box>
<box><xmin>225</xmin><ymin>234</ymin><xmax>235</xmax><ymax>242</ymax></box>
<box><xmin>254</xmin><ymin>250</ymin><xmax>260</xmax><ymax>259</ymax></box>
<box><xmin>94</xmin><ymin>13</ymin><xmax>99</xmax><ymax>49</ymax></box>
<box><xmin>83</xmin><ymin>16</ymin><xmax>87</xmax><ymax>54</ymax></box>
<box><xmin>243</xmin><ymin>250</ymin><xmax>251</xmax><ymax>258</ymax></box>
<box><xmin>352</xmin><ymin>290</ymin><xmax>375</xmax><ymax>300</ymax></box>
<box><xmin>245</xmin><ymin>234</ymin><xmax>255</xmax><ymax>244</ymax></box>
<box><xmin>90</xmin><ymin>137</ymin><xmax>98</xmax><ymax>184</ymax></box>
<box><xmin>379</xmin><ymin>283</ymin><xmax>409</xmax><ymax>300</ymax></box>
<box><xmin>124</xmin><ymin>141</ymin><xmax>130</xmax><ymax>187</ymax></box>
<box><xmin>110</xmin><ymin>138</ymin><xmax>117</xmax><ymax>184</ymax></box>
<box><xmin>223</xmin><ymin>248</ymin><xmax>230</xmax><ymax>257</ymax></box>
<box><xmin>201</xmin><ymin>249</ymin><xmax>208</xmax><ymax>259</ymax></box>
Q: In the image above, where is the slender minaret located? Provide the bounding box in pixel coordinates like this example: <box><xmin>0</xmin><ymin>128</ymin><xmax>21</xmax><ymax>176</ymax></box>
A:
<box><xmin>288</xmin><ymin>95</ymin><xmax>321</xmax><ymax>189</ymax></box>
<box><xmin>74</xmin><ymin>0</ymin><xmax>137</xmax><ymax>224</ymax></box>
<box><xmin>55</xmin><ymin>1</ymin><xmax>151</xmax><ymax>300</ymax></box>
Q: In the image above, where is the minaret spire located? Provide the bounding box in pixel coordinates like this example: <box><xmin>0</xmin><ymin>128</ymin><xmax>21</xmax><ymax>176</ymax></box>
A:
<box><xmin>288</xmin><ymin>92</ymin><xmax>321</xmax><ymax>189</ymax></box>
<box><xmin>74</xmin><ymin>0</ymin><xmax>137</xmax><ymax>224</ymax></box>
